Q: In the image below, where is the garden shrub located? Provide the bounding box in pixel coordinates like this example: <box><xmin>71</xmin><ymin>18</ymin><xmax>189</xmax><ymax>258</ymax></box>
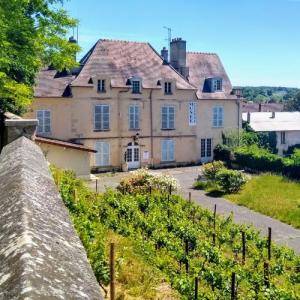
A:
<box><xmin>215</xmin><ymin>169</ymin><xmax>247</xmax><ymax>193</ymax></box>
<box><xmin>117</xmin><ymin>168</ymin><xmax>179</xmax><ymax>194</ymax></box>
<box><xmin>234</xmin><ymin>145</ymin><xmax>284</xmax><ymax>173</ymax></box>
<box><xmin>193</xmin><ymin>180</ymin><xmax>207</xmax><ymax>190</ymax></box>
<box><xmin>202</xmin><ymin>161</ymin><xmax>225</xmax><ymax>181</ymax></box>
<box><xmin>213</xmin><ymin>144</ymin><xmax>232</xmax><ymax>163</ymax></box>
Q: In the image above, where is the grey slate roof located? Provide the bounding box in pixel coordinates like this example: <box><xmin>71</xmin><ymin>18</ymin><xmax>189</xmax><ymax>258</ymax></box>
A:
<box><xmin>242</xmin><ymin>112</ymin><xmax>300</xmax><ymax>131</ymax></box>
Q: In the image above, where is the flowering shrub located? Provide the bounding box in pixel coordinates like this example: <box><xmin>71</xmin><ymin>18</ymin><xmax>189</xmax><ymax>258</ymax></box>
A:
<box><xmin>215</xmin><ymin>169</ymin><xmax>247</xmax><ymax>193</ymax></box>
<box><xmin>117</xmin><ymin>168</ymin><xmax>180</xmax><ymax>194</ymax></box>
<box><xmin>202</xmin><ymin>161</ymin><xmax>225</xmax><ymax>180</ymax></box>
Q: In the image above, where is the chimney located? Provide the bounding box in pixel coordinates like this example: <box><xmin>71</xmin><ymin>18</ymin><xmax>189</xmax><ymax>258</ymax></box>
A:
<box><xmin>271</xmin><ymin>111</ymin><xmax>275</xmax><ymax>118</ymax></box>
<box><xmin>161</xmin><ymin>47</ymin><xmax>168</xmax><ymax>64</ymax></box>
<box><xmin>247</xmin><ymin>112</ymin><xmax>251</xmax><ymax>123</ymax></box>
<box><xmin>69</xmin><ymin>36</ymin><xmax>77</xmax><ymax>61</ymax></box>
<box><xmin>259</xmin><ymin>103</ymin><xmax>262</xmax><ymax>112</ymax></box>
<box><xmin>170</xmin><ymin>38</ymin><xmax>189</xmax><ymax>78</ymax></box>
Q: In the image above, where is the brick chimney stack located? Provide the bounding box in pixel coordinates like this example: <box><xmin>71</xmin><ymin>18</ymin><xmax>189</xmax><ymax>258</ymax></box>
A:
<box><xmin>170</xmin><ymin>38</ymin><xmax>189</xmax><ymax>78</ymax></box>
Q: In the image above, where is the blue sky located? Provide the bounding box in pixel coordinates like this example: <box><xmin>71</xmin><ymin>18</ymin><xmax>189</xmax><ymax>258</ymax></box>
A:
<box><xmin>63</xmin><ymin>0</ymin><xmax>300</xmax><ymax>88</ymax></box>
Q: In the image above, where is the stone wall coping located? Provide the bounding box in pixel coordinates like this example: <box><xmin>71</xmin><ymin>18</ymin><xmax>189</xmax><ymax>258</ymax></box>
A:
<box><xmin>4</xmin><ymin>119</ymin><xmax>38</xmax><ymax>127</ymax></box>
<box><xmin>0</xmin><ymin>137</ymin><xmax>103</xmax><ymax>299</ymax></box>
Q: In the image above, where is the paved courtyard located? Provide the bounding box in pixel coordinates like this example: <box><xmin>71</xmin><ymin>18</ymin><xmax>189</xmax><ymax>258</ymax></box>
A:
<box><xmin>87</xmin><ymin>166</ymin><xmax>300</xmax><ymax>253</ymax></box>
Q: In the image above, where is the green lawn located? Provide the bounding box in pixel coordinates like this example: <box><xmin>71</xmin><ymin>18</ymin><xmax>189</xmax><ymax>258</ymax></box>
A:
<box><xmin>225</xmin><ymin>174</ymin><xmax>300</xmax><ymax>228</ymax></box>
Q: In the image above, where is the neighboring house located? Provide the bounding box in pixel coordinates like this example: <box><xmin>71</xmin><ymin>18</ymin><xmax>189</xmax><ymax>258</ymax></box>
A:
<box><xmin>242</xmin><ymin>112</ymin><xmax>300</xmax><ymax>155</ymax></box>
<box><xmin>241</xmin><ymin>101</ymin><xmax>284</xmax><ymax>113</ymax></box>
<box><xmin>27</xmin><ymin>37</ymin><xmax>241</xmax><ymax>172</ymax></box>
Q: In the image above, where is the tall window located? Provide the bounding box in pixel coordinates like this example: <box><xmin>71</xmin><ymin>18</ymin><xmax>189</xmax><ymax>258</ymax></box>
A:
<box><xmin>281</xmin><ymin>131</ymin><xmax>286</xmax><ymax>144</ymax></box>
<box><xmin>201</xmin><ymin>139</ymin><xmax>212</xmax><ymax>158</ymax></box>
<box><xmin>95</xmin><ymin>141</ymin><xmax>110</xmax><ymax>166</ymax></box>
<box><xmin>189</xmin><ymin>102</ymin><xmax>197</xmax><ymax>126</ymax></box>
<box><xmin>213</xmin><ymin>78</ymin><xmax>222</xmax><ymax>91</ymax></box>
<box><xmin>212</xmin><ymin>106</ymin><xmax>223</xmax><ymax>128</ymax></box>
<box><xmin>132</xmin><ymin>80</ymin><xmax>141</xmax><ymax>94</ymax></box>
<box><xmin>97</xmin><ymin>79</ymin><xmax>105</xmax><ymax>93</ymax></box>
<box><xmin>161</xmin><ymin>139</ymin><xmax>175</xmax><ymax>161</ymax></box>
<box><xmin>161</xmin><ymin>105</ymin><xmax>175</xmax><ymax>130</ymax></box>
<box><xmin>129</xmin><ymin>105</ymin><xmax>140</xmax><ymax>129</ymax></box>
<box><xmin>95</xmin><ymin>105</ymin><xmax>110</xmax><ymax>131</ymax></box>
<box><xmin>164</xmin><ymin>82</ymin><xmax>172</xmax><ymax>94</ymax></box>
<box><xmin>36</xmin><ymin>110</ymin><xmax>51</xmax><ymax>134</ymax></box>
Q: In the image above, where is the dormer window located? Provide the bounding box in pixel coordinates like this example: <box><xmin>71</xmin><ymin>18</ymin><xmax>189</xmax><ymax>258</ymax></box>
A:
<box><xmin>97</xmin><ymin>79</ymin><xmax>106</xmax><ymax>93</ymax></box>
<box><xmin>203</xmin><ymin>77</ymin><xmax>223</xmax><ymax>93</ymax></box>
<box><xmin>212</xmin><ymin>78</ymin><xmax>222</xmax><ymax>92</ymax></box>
<box><xmin>164</xmin><ymin>81</ymin><xmax>172</xmax><ymax>94</ymax></box>
<box><xmin>132</xmin><ymin>80</ymin><xmax>141</xmax><ymax>94</ymax></box>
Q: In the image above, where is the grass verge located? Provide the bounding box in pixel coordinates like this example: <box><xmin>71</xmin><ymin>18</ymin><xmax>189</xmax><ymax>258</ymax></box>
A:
<box><xmin>225</xmin><ymin>174</ymin><xmax>300</xmax><ymax>229</ymax></box>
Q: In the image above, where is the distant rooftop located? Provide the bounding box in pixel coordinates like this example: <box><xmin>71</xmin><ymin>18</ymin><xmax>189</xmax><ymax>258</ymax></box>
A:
<box><xmin>242</xmin><ymin>112</ymin><xmax>300</xmax><ymax>131</ymax></box>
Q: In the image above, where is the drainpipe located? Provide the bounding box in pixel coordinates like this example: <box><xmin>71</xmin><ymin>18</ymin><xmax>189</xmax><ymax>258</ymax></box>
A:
<box><xmin>117</xmin><ymin>88</ymin><xmax>129</xmax><ymax>167</ymax></box>
<box><xmin>149</xmin><ymin>89</ymin><xmax>154</xmax><ymax>167</ymax></box>
<box><xmin>237</xmin><ymin>99</ymin><xmax>241</xmax><ymax>146</ymax></box>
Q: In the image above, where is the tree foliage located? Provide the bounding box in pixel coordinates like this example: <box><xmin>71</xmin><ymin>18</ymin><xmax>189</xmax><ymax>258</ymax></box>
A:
<box><xmin>284</xmin><ymin>91</ymin><xmax>300</xmax><ymax>111</ymax></box>
<box><xmin>0</xmin><ymin>0</ymin><xmax>80</xmax><ymax>114</ymax></box>
<box><xmin>237</xmin><ymin>86</ymin><xmax>299</xmax><ymax>104</ymax></box>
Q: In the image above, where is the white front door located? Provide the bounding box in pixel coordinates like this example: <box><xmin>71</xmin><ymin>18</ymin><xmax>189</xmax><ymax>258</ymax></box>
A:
<box><xmin>126</xmin><ymin>142</ymin><xmax>140</xmax><ymax>169</ymax></box>
<box><xmin>201</xmin><ymin>138</ymin><xmax>213</xmax><ymax>163</ymax></box>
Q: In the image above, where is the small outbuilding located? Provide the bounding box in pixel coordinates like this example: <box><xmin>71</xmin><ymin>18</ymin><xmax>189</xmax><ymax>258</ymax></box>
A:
<box><xmin>35</xmin><ymin>136</ymin><xmax>96</xmax><ymax>179</ymax></box>
<box><xmin>242</xmin><ymin>111</ymin><xmax>300</xmax><ymax>155</ymax></box>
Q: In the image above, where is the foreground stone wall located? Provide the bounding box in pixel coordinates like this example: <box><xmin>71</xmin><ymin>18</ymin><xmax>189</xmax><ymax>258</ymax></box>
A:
<box><xmin>0</xmin><ymin>137</ymin><xmax>103</xmax><ymax>299</ymax></box>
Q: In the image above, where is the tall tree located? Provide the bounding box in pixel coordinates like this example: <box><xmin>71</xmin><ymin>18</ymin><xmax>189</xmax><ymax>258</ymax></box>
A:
<box><xmin>0</xmin><ymin>0</ymin><xmax>79</xmax><ymax>114</ymax></box>
<box><xmin>284</xmin><ymin>91</ymin><xmax>300</xmax><ymax>111</ymax></box>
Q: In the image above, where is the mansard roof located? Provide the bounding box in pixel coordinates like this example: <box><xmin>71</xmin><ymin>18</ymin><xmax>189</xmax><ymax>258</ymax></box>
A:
<box><xmin>71</xmin><ymin>39</ymin><xmax>196</xmax><ymax>90</ymax></box>
<box><xmin>34</xmin><ymin>38</ymin><xmax>236</xmax><ymax>99</ymax></box>
<box><xmin>187</xmin><ymin>52</ymin><xmax>237</xmax><ymax>100</ymax></box>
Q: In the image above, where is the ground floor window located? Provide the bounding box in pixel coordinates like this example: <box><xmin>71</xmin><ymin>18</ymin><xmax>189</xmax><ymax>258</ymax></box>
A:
<box><xmin>201</xmin><ymin>138</ymin><xmax>212</xmax><ymax>158</ymax></box>
<box><xmin>95</xmin><ymin>141</ymin><xmax>110</xmax><ymax>166</ymax></box>
<box><xmin>161</xmin><ymin>139</ymin><xmax>175</xmax><ymax>162</ymax></box>
<box><xmin>280</xmin><ymin>131</ymin><xmax>286</xmax><ymax>144</ymax></box>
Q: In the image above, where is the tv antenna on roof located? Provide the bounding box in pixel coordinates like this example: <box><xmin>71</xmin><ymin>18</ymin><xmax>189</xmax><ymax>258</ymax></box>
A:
<box><xmin>163</xmin><ymin>26</ymin><xmax>172</xmax><ymax>61</ymax></box>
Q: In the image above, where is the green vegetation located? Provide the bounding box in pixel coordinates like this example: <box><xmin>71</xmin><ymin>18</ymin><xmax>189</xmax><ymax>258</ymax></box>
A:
<box><xmin>0</xmin><ymin>0</ymin><xmax>79</xmax><ymax>114</ymax></box>
<box><xmin>52</xmin><ymin>167</ymin><xmax>300</xmax><ymax>299</ymax></box>
<box><xmin>237</xmin><ymin>86</ymin><xmax>299</xmax><ymax>103</ymax></box>
<box><xmin>284</xmin><ymin>91</ymin><xmax>300</xmax><ymax>111</ymax></box>
<box><xmin>194</xmin><ymin>161</ymin><xmax>247</xmax><ymax>194</ymax></box>
<box><xmin>226</xmin><ymin>174</ymin><xmax>300</xmax><ymax>229</ymax></box>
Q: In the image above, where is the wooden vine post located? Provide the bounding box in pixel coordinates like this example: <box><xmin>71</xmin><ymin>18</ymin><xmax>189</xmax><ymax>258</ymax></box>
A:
<box><xmin>268</xmin><ymin>227</ymin><xmax>272</xmax><ymax>261</ymax></box>
<box><xmin>194</xmin><ymin>277</ymin><xmax>198</xmax><ymax>300</ymax></box>
<box><xmin>188</xmin><ymin>191</ymin><xmax>191</xmax><ymax>202</ymax></box>
<box><xmin>169</xmin><ymin>184</ymin><xmax>172</xmax><ymax>195</ymax></box>
<box><xmin>213</xmin><ymin>204</ymin><xmax>217</xmax><ymax>231</ymax></box>
<box><xmin>95</xmin><ymin>179</ymin><xmax>98</xmax><ymax>193</ymax></box>
<box><xmin>264</xmin><ymin>262</ymin><xmax>270</xmax><ymax>288</ymax></box>
<box><xmin>110</xmin><ymin>243</ymin><xmax>116</xmax><ymax>300</ymax></box>
<box><xmin>231</xmin><ymin>272</ymin><xmax>236</xmax><ymax>300</ymax></box>
<box><xmin>242</xmin><ymin>231</ymin><xmax>246</xmax><ymax>264</ymax></box>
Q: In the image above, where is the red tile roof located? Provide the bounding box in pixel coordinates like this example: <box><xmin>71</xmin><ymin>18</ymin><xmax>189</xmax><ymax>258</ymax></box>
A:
<box><xmin>187</xmin><ymin>52</ymin><xmax>236</xmax><ymax>100</ymax></box>
<box><xmin>34</xmin><ymin>69</ymin><xmax>75</xmax><ymax>98</ymax></box>
<box><xmin>72</xmin><ymin>39</ymin><xmax>196</xmax><ymax>90</ymax></box>
<box><xmin>35</xmin><ymin>136</ymin><xmax>96</xmax><ymax>153</ymax></box>
<box><xmin>34</xmin><ymin>39</ymin><xmax>236</xmax><ymax>100</ymax></box>
<box><xmin>241</xmin><ymin>102</ymin><xmax>284</xmax><ymax>113</ymax></box>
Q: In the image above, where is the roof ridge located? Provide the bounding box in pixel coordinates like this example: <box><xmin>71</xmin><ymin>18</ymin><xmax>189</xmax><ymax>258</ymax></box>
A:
<box><xmin>147</xmin><ymin>43</ymin><xmax>198</xmax><ymax>90</ymax></box>
<box><xmin>99</xmin><ymin>38</ymin><xmax>148</xmax><ymax>44</ymax></box>
<box><xmin>187</xmin><ymin>51</ymin><xmax>217</xmax><ymax>55</ymax></box>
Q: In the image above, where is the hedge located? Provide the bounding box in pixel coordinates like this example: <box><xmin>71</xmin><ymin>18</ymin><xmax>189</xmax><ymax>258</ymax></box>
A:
<box><xmin>214</xmin><ymin>144</ymin><xmax>300</xmax><ymax>179</ymax></box>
